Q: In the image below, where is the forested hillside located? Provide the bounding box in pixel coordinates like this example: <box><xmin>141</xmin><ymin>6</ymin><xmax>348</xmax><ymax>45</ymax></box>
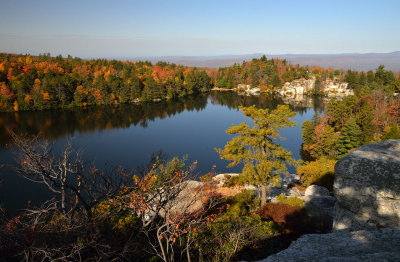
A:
<box><xmin>1</xmin><ymin>53</ymin><xmax>399</xmax><ymax>112</ymax></box>
<box><xmin>0</xmin><ymin>53</ymin><xmax>213</xmax><ymax>111</ymax></box>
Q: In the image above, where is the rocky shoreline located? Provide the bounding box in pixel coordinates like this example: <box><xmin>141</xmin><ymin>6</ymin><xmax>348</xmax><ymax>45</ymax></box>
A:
<box><xmin>213</xmin><ymin>76</ymin><xmax>354</xmax><ymax>98</ymax></box>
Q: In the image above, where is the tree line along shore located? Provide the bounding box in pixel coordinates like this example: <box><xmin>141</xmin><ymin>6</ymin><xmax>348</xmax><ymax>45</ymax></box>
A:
<box><xmin>1</xmin><ymin>53</ymin><xmax>399</xmax><ymax>112</ymax></box>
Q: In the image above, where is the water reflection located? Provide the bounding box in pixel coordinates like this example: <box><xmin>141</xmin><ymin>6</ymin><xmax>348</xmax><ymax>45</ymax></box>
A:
<box><xmin>0</xmin><ymin>94</ymin><xmax>208</xmax><ymax>147</ymax></box>
<box><xmin>0</xmin><ymin>92</ymin><xmax>326</xmax><ymax>214</ymax></box>
<box><xmin>0</xmin><ymin>92</ymin><xmax>325</xmax><ymax>148</ymax></box>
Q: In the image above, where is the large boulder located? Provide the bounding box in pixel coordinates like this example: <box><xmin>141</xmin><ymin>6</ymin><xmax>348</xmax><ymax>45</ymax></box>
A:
<box><xmin>258</xmin><ymin>140</ymin><xmax>400</xmax><ymax>261</ymax></box>
<box><xmin>302</xmin><ymin>195</ymin><xmax>336</xmax><ymax>232</ymax></box>
<box><xmin>333</xmin><ymin>139</ymin><xmax>400</xmax><ymax>230</ymax></box>
<box><xmin>305</xmin><ymin>185</ymin><xmax>330</xmax><ymax>197</ymax></box>
<box><xmin>298</xmin><ymin>185</ymin><xmax>335</xmax><ymax>232</ymax></box>
<box><xmin>260</xmin><ymin>227</ymin><xmax>400</xmax><ymax>261</ymax></box>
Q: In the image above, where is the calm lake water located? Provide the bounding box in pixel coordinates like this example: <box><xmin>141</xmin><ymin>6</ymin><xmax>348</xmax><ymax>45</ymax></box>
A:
<box><xmin>0</xmin><ymin>92</ymin><xmax>325</xmax><ymax>214</ymax></box>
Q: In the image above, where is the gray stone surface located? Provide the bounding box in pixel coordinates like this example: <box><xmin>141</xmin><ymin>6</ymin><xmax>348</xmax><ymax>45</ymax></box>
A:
<box><xmin>302</xmin><ymin>195</ymin><xmax>336</xmax><ymax>232</ymax></box>
<box><xmin>333</xmin><ymin>139</ymin><xmax>400</xmax><ymax>230</ymax></box>
<box><xmin>260</xmin><ymin>227</ymin><xmax>400</xmax><ymax>262</ymax></box>
<box><xmin>305</xmin><ymin>185</ymin><xmax>331</xmax><ymax>197</ymax></box>
<box><xmin>258</xmin><ymin>140</ymin><xmax>400</xmax><ymax>261</ymax></box>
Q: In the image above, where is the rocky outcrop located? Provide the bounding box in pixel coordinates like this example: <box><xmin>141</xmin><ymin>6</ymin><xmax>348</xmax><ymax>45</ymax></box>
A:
<box><xmin>305</xmin><ymin>185</ymin><xmax>330</xmax><ymax>197</ymax></box>
<box><xmin>302</xmin><ymin>195</ymin><xmax>336</xmax><ymax>232</ymax></box>
<box><xmin>322</xmin><ymin>78</ymin><xmax>353</xmax><ymax>97</ymax></box>
<box><xmin>259</xmin><ymin>140</ymin><xmax>400</xmax><ymax>261</ymax></box>
<box><xmin>260</xmin><ymin>227</ymin><xmax>400</xmax><ymax>261</ymax></box>
<box><xmin>269</xmin><ymin>173</ymin><xmax>302</xmax><ymax>199</ymax></box>
<box><xmin>236</xmin><ymin>84</ymin><xmax>260</xmax><ymax>96</ymax></box>
<box><xmin>212</xmin><ymin>173</ymin><xmax>257</xmax><ymax>191</ymax></box>
<box><xmin>279</xmin><ymin>77</ymin><xmax>315</xmax><ymax>96</ymax></box>
<box><xmin>333</xmin><ymin>139</ymin><xmax>400</xmax><ymax>230</ymax></box>
<box><xmin>278</xmin><ymin>77</ymin><xmax>354</xmax><ymax>97</ymax></box>
<box><xmin>299</xmin><ymin>185</ymin><xmax>335</xmax><ymax>232</ymax></box>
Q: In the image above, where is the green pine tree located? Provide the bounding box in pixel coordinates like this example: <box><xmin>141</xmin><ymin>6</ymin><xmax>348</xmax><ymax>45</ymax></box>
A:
<box><xmin>337</xmin><ymin>118</ymin><xmax>362</xmax><ymax>158</ymax></box>
<box><xmin>301</xmin><ymin>120</ymin><xmax>315</xmax><ymax>145</ymax></box>
<box><xmin>216</xmin><ymin>105</ymin><xmax>298</xmax><ymax>206</ymax></box>
<box><xmin>381</xmin><ymin>124</ymin><xmax>400</xmax><ymax>140</ymax></box>
<box><xmin>129</xmin><ymin>75</ymin><xmax>142</xmax><ymax>101</ymax></box>
<box><xmin>356</xmin><ymin>102</ymin><xmax>375</xmax><ymax>144</ymax></box>
<box><xmin>315</xmin><ymin>125</ymin><xmax>339</xmax><ymax>159</ymax></box>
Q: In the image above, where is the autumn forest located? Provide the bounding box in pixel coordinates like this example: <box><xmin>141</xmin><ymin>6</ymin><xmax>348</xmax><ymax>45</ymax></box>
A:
<box><xmin>2</xmin><ymin>52</ymin><xmax>398</xmax><ymax>113</ymax></box>
<box><xmin>0</xmin><ymin>52</ymin><xmax>400</xmax><ymax>261</ymax></box>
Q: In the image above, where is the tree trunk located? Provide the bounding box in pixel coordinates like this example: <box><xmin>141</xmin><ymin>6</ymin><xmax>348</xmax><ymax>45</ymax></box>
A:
<box><xmin>186</xmin><ymin>235</ymin><xmax>191</xmax><ymax>262</ymax></box>
<box><xmin>260</xmin><ymin>184</ymin><xmax>267</xmax><ymax>207</ymax></box>
<box><xmin>61</xmin><ymin>184</ymin><xmax>66</xmax><ymax>212</ymax></box>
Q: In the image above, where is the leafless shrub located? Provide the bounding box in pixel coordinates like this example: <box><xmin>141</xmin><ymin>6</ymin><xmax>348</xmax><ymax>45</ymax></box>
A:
<box><xmin>2</xmin><ymin>133</ymin><xmax>225</xmax><ymax>262</ymax></box>
<box><xmin>10</xmin><ymin>132</ymin><xmax>129</xmax><ymax>215</ymax></box>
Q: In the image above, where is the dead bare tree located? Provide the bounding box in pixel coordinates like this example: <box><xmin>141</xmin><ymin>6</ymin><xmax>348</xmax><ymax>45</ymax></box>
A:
<box><xmin>0</xmin><ymin>199</ymin><xmax>124</xmax><ymax>262</ymax></box>
<box><xmin>4</xmin><ymin>133</ymin><xmax>224</xmax><ymax>261</ymax></box>
<box><xmin>10</xmin><ymin>132</ymin><xmax>128</xmax><ymax>215</ymax></box>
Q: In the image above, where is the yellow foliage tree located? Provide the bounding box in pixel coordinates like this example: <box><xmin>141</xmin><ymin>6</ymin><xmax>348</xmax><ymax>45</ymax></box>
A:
<box><xmin>13</xmin><ymin>100</ymin><xmax>19</xmax><ymax>111</ymax></box>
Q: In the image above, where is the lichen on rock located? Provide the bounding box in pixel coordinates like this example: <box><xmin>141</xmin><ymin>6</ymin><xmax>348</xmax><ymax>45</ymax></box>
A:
<box><xmin>333</xmin><ymin>139</ymin><xmax>400</xmax><ymax>230</ymax></box>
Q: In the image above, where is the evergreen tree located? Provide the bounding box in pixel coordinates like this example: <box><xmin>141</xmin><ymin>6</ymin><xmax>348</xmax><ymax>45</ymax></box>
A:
<box><xmin>95</xmin><ymin>76</ymin><xmax>111</xmax><ymax>104</ymax></box>
<box><xmin>301</xmin><ymin>120</ymin><xmax>315</xmax><ymax>145</ymax></box>
<box><xmin>359</xmin><ymin>72</ymin><xmax>367</xmax><ymax>86</ymax></box>
<box><xmin>184</xmin><ymin>70</ymin><xmax>197</xmax><ymax>95</ymax></box>
<box><xmin>356</xmin><ymin>102</ymin><xmax>375</xmax><ymax>144</ymax></box>
<box><xmin>313</xmin><ymin>77</ymin><xmax>322</xmax><ymax>95</ymax></box>
<box><xmin>381</xmin><ymin>124</ymin><xmax>400</xmax><ymax>140</ymax></box>
<box><xmin>217</xmin><ymin>76</ymin><xmax>228</xmax><ymax>89</ymax></box>
<box><xmin>311</xmin><ymin>112</ymin><xmax>321</xmax><ymax>126</ymax></box>
<box><xmin>119</xmin><ymin>82</ymin><xmax>131</xmax><ymax>103</ymax></box>
<box><xmin>197</xmin><ymin>70</ymin><xmax>211</xmax><ymax>91</ymax></box>
<box><xmin>165</xmin><ymin>78</ymin><xmax>176</xmax><ymax>99</ymax></box>
<box><xmin>129</xmin><ymin>75</ymin><xmax>142</xmax><ymax>101</ymax></box>
<box><xmin>216</xmin><ymin>105</ymin><xmax>298</xmax><ymax>206</ymax></box>
<box><xmin>337</xmin><ymin>118</ymin><xmax>362</xmax><ymax>158</ymax></box>
<box><xmin>366</xmin><ymin>70</ymin><xmax>375</xmax><ymax>84</ymax></box>
<box><xmin>345</xmin><ymin>70</ymin><xmax>360</xmax><ymax>89</ymax></box>
<box><xmin>375</xmin><ymin>65</ymin><xmax>395</xmax><ymax>85</ymax></box>
<box><xmin>154</xmin><ymin>82</ymin><xmax>166</xmax><ymax>99</ymax></box>
<box><xmin>141</xmin><ymin>76</ymin><xmax>157</xmax><ymax>101</ymax></box>
<box><xmin>270</xmin><ymin>73</ymin><xmax>281</xmax><ymax>87</ymax></box>
<box><xmin>327</xmin><ymin>96</ymin><xmax>358</xmax><ymax>129</ymax></box>
<box><xmin>315</xmin><ymin>125</ymin><xmax>339</xmax><ymax>159</ymax></box>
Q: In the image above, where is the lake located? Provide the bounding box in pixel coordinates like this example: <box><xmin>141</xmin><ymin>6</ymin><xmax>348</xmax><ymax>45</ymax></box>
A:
<box><xmin>0</xmin><ymin>92</ymin><xmax>325</xmax><ymax>214</ymax></box>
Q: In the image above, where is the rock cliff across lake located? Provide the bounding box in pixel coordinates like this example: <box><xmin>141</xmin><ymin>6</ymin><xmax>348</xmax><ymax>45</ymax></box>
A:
<box><xmin>280</xmin><ymin>77</ymin><xmax>316</xmax><ymax>96</ymax></box>
<box><xmin>278</xmin><ymin>76</ymin><xmax>354</xmax><ymax>97</ymax></box>
<box><xmin>236</xmin><ymin>84</ymin><xmax>261</xmax><ymax>96</ymax></box>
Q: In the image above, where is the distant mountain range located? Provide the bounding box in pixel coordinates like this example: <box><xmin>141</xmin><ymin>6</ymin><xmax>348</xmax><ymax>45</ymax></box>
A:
<box><xmin>119</xmin><ymin>52</ymin><xmax>400</xmax><ymax>71</ymax></box>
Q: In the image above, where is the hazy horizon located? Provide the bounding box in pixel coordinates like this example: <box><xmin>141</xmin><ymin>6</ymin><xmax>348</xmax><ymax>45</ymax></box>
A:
<box><xmin>1</xmin><ymin>0</ymin><xmax>400</xmax><ymax>58</ymax></box>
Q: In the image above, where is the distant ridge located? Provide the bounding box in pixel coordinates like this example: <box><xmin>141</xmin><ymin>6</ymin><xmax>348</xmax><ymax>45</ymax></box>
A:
<box><xmin>117</xmin><ymin>52</ymin><xmax>400</xmax><ymax>71</ymax></box>
<box><xmin>122</xmin><ymin>53</ymin><xmax>265</xmax><ymax>68</ymax></box>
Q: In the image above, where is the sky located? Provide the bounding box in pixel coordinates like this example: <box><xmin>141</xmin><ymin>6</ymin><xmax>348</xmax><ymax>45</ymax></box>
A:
<box><xmin>0</xmin><ymin>0</ymin><xmax>399</xmax><ymax>58</ymax></box>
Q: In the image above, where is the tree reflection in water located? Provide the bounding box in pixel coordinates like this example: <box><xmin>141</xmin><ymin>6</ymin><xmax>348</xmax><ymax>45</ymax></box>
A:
<box><xmin>0</xmin><ymin>92</ymin><xmax>325</xmax><ymax>148</ymax></box>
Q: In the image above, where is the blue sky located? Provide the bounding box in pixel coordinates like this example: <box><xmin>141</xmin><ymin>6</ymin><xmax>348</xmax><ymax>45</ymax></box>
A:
<box><xmin>0</xmin><ymin>0</ymin><xmax>399</xmax><ymax>58</ymax></box>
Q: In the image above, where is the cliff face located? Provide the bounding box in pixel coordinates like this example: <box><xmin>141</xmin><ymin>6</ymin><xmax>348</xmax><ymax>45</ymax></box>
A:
<box><xmin>322</xmin><ymin>78</ymin><xmax>353</xmax><ymax>97</ymax></box>
<box><xmin>260</xmin><ymin>140</ymin><xmax>400</xmax><ymax>261</ymax></box>
<box><xmin>280</xmin><ymin>77</ymin><xmax>315</xmax><ymax>96</ymax></box>
<box><xmin>279</xmin><ymin>76</ymin><xmax>354</xmax><ymax>97</ymax></box>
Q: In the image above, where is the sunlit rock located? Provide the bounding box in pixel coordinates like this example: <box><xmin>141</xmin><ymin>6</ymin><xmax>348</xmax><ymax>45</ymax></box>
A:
<box><xmin>333</xmin><ymin>139</ymin><xmax>400</xmax><ymax>230</ymax></box>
